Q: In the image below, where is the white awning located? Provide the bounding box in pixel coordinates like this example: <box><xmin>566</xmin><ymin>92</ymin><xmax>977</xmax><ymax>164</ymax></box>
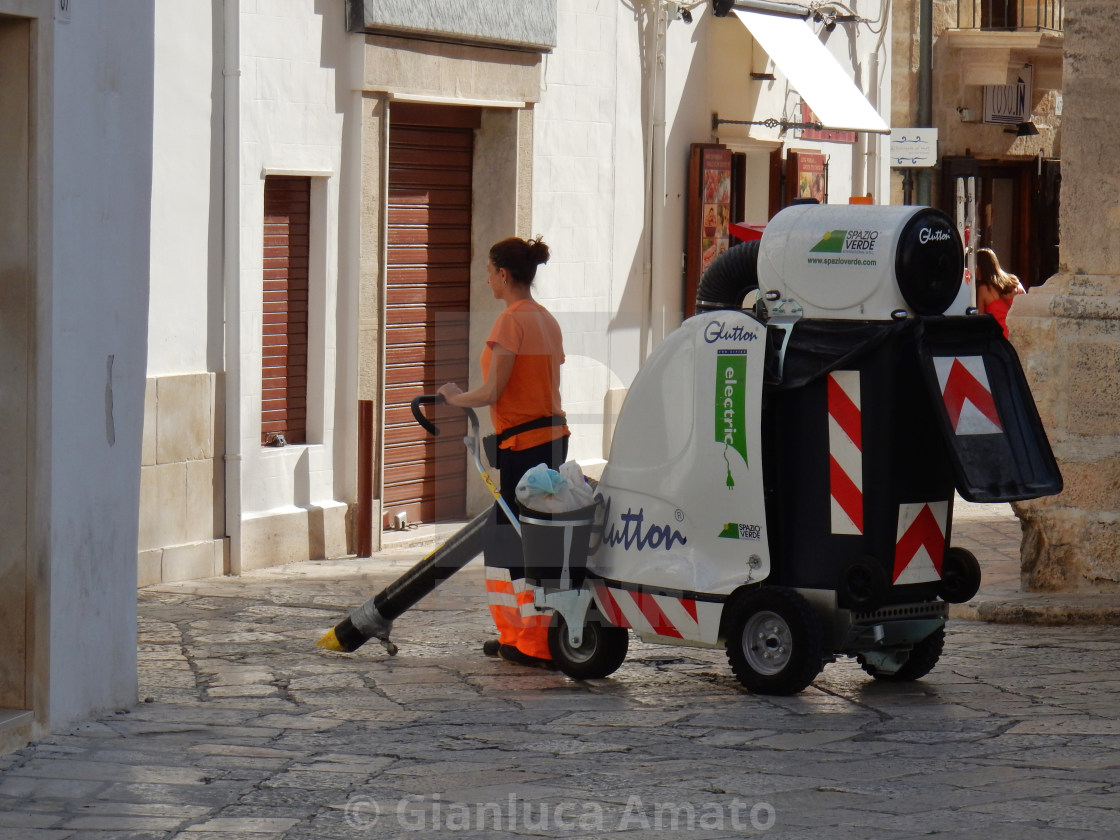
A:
<box><xmin>733</xmin><ymin>10</ymin><xmax>889</xmax><ymax>134</ymax></box>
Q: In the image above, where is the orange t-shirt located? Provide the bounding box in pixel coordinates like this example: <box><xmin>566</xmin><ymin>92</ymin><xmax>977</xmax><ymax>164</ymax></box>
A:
<box><xmin>482</xmin><ymin>299</ymin><xmax>569</xmax><ymax>451</ymax></box>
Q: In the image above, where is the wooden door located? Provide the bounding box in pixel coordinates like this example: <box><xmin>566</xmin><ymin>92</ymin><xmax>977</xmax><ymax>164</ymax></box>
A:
<box><xmin>382</xmin><ymin>104</ymin><xmax>480</xmax><ymax>526</ymax></box>
<box><xmin>0</xmin><ymin>18</ymin><xmax>31</xmax><ymax>712</ymax></box>
<box><xmin>941</xmin><ymin>157</ymin><xmax>1041</xmax><ymax>287</ymax></box>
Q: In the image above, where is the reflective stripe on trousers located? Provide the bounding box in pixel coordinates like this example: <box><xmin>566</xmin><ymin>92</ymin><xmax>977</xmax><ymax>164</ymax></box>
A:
<box><xmin>484</xmin><ymin>566</ymin><xmax>552</xmax><ymax>660</ymax></box>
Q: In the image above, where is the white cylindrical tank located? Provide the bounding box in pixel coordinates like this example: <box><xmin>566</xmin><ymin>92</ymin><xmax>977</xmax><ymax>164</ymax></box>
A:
<box><xmin>758</xmin><ymin>205</ymin><xmax>966</xmax><ymax>320</ymax></box>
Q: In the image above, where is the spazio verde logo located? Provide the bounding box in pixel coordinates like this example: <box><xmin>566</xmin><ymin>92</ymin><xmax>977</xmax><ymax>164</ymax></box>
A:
<box><xmin>810</xmin><ymin>228</ymin><xmax>880</xmax><ymax>254</ymax></box>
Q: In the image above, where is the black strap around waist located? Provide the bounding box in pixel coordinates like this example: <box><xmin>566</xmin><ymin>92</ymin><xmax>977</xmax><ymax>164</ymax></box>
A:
<box><xmin>496</xmin><ymin>414</ymin><xmax>566</xmax><ymax>444</ymax></box>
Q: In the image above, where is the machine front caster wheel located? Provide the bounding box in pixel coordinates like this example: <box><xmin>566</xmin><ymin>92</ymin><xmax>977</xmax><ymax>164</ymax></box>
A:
<box><xmin>725</xmin><ymin>587</ymin><xmax>824</xmax><ymax>695</ymax></box>
<box><xmin>859</xmin><ymin>625</ymin><xmax>945</xmax><ymax>681</ymax></box>
<box><xmin>547</xmin><ymin>612</ymin><xmax>628</xmax><ymax>680</ymax></box>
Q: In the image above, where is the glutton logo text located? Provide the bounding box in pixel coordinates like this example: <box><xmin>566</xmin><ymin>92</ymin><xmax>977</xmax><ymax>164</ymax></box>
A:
<box><xmin>809</xmin><ymin>229</ymin><xmax>880</xmax><ymax>254</ymax></box>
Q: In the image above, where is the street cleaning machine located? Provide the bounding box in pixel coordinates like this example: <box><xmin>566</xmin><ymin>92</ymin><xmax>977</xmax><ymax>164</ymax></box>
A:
<box><xmin>319</xmin><ymin>203</ymin><xmax>1062</xmax><ymax>695</ymax></box>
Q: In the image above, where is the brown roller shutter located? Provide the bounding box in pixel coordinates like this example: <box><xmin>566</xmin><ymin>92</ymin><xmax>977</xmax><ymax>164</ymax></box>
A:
<box><xmin>383</xmin><ymin>104</ymin><xmax>480</xmax><ymax>526</ymax></box>
<box><xmin>262</xmin><ymin>176</ymin><xmax>310</xmax><ymax>446</ymax></box>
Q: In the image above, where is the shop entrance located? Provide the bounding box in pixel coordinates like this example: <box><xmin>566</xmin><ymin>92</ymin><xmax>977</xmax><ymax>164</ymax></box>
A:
<box><xmin>381</xmin><ymin>103</ymin><xmax>479</xmax><ymax>528</ymax></box>
<box><xmin>941</xmin><ymin>156</ymin><xmax>1060</xmax><ymax>290</ymax></box>
<box><xmin>0</xmin><ymin>17</ymin><xmax>33</xmax><ymax>730</ymax></box>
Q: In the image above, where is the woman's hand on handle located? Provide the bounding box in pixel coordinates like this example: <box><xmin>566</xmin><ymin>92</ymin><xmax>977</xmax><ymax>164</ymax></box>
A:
<box><xmin>437</xmin><ymin>382</ymin><xmax>464</xmax><ymax>406</ymax></box>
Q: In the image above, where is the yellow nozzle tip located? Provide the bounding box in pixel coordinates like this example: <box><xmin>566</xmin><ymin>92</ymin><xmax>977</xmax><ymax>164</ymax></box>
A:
<box><xmin>315</xmin><ymin>628</ymin><xmax>346</xmax><ymax>652</ymax></box>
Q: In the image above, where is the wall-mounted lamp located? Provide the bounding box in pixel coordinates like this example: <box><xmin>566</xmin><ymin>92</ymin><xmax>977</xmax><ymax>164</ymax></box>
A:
<box><xmin>957</xmin><ymin>107</ymin><xmax>975</xmax><ymax>123</ymax></box>
<box><xmin>1005</xmin><ymin>121</ymin><xmax>1039</xmax><ymax>137</ymax></box>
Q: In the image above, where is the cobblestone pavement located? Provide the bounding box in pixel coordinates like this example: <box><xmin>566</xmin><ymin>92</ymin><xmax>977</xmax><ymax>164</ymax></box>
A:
<box><xmin>3</xmin><ymin>501</ymin><xmax>1120</xmax><ymax>839</ymax></box>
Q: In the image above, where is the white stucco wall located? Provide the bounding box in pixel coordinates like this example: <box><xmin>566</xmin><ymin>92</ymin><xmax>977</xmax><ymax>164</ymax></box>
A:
<box><xmin>532</xmin><ymin>2</ymin><xmax>631</xmax><ymax>462</ymax></box>
<box><xmin>149</xmin><ymin>5</ymin><xmax>221</xmax><ymax>377</ymax></box>
<box><xmin>47</xmin><ymin>1</ymin><xmax>153</xmax><ymax>728</ymax></box>
<box><xmin>149</xmin><ymin>1</ymin><xmax>357</xmax><ymax>523</ymax></box>
<box><xmin>141</xmin><ymin>0</ymin><xmax>893</xmax><ymax>572</ymax></box>
<box><xmin>238</xmin><ymin>1</ymin><xmax>356</xmax><ymax>516</ymax></box>
<box><xmin>533</xmin><ymin>1</ymin><xmax>891</xmax><ymax>465</ymax></box>
<box><xmin>144</xmin><ymin>2</ymin><xmax>358</xmax><ymax>576</ymax></box>
<box><xmin>706</xmin><ymin>2</ymin><xmax>892</xmax><ymax>204</ymax></box>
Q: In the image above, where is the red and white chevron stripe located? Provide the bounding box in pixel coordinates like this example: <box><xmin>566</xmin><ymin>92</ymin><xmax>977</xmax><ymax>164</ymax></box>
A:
<box><xmin>893</xmin><ymin>501</ymin><xmax>948</xmax><ymax>584</ymax></box>
<box><xmin>828</xmin><ymin>371</ymin><xmax>863</xmax><ymax>535</ymax></box>
<box><xmin>591</xmin><ymin>582</ymin><xmax>722</xmax><ymax>645</ymax></box>
<box><xmin>933</xmin><ymin>355</ymin><xmax>1002</xmax><ymax>436</ymax></box>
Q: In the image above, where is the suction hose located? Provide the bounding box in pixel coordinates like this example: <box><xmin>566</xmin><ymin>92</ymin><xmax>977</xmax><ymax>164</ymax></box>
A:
<box><xmin>316</xmin><ymin>508</ymin><xmax>489</xmax><ymax>654</ymax></box>
<box><xmin>695</xmin><ymin>240</ymin><xmax>760</xmax><ymax>313</ymax></box>
<box><xmin>318</xmin><ymin>395</ymin><xmax>496</xmax><ymax>655</ymax></box>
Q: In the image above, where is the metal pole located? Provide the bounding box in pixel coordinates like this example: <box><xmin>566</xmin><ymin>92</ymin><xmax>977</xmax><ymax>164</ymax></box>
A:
<box><xmin>729</xmin><ymin>0</ymin><xmax>811</xmax><ymax>17</ymax></box>
<box><xmin>916</xmin><ymin>0</ymin><xmax>933</xmax><ymax>205</ymax></box>
<box><xmin>357</xmin><ymin>400</ymin><xmax>374</xmax><ymax>557</ymax></box>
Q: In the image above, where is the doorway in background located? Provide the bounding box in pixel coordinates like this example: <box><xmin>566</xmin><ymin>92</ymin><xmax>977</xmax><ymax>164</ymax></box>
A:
<box><xmin>941</xmin><ymin>156</ymin><xmax>1059</xmax><ymax>289</ymax></box>
<box><xmin>382</xmin><ymin>103</ymin><xmax>480</xmax><ymax>528</ymax></box>
<box><xmin>0</xmin><ymin>17</ymin><xmax>33</xmax><ymax>728</ymax></box>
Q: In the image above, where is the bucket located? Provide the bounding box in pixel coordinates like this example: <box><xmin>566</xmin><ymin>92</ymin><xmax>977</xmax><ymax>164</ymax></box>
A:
<box><xmin>519</xmin><ymin>502</ymin><xmax>598</xmax><ymax>590</ymax></box>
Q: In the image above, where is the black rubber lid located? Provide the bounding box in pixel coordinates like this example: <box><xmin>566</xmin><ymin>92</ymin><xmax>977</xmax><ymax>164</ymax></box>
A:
<box><xmin>895</xmin><ymin>208</ymin><xmax>964</xmax><ymax>315</ymax></box>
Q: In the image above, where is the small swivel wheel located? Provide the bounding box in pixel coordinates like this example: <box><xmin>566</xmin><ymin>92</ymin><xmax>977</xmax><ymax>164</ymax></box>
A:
<box><xmin>939</xmin><ymin>547</ymin><xmax>982</xmax><ymax>604</ymax></box>
<box><xmin>725</xmin><ymin>587</ymin><xmax>824</xmax><ymax>695</ymax></box>
<box><xmin>837</xmin><ymin>557</ymin><xmax>888</xmax><ymax>611</ymax></box>
<box><xmin>547</xmin><ymin>611</ymin><xmax>628</xmax><ymax>680</ymax></box>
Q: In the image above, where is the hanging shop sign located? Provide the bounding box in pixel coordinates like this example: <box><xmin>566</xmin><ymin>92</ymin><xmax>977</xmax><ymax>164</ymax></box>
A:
<box><xmin>983</xmin><ymin>65</ymin><xmax>1033</xmax><ymax>126</ymax></box>
<box><xmin>889</xmin><ymin>128</ymin><xmax>938</xmax><ymax>168</ymax></box>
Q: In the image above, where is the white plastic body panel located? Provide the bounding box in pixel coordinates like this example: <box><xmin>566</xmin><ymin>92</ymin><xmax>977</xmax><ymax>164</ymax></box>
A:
<box><xmin>588</xmin><ymin>310</ymin><xmax>770</xmax><ymax>596</ymax></box>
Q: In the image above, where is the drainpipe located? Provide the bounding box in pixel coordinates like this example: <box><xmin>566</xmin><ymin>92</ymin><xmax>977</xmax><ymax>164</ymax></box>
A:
<box><xmin>868</xmin><ymin>51</ymin><xmax>881</xmax><ymax>202</ymax></box>
<box><xmin>640</xmin><ymin>1</ymin><xmax>668</xmax><ymax>362</ymax></box>
<box><xmin>645</xmin><ymin>0</ymin><xmax>669</xmax><ymax>357</ymax></box>
<box><xmin>222</xmin><ymin>0</ymin><xmax>242</xmax><ymax>574</ymax></box>
<box><xmin>857</xmin><ymin>50</ymin><xmax>883</xmax><ymax>202</ymax></box>
<box><xmin>916</xmin><ymin>0</ymin><xmax>933</xmax><ymax>205</ymax></box>
<box><xmin>853</xmin><ymin>47</ymin><xmax>871</xmax><ymax>200</ymax></box>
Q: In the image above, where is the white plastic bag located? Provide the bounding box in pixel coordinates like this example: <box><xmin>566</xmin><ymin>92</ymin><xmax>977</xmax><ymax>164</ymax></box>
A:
<box><xmin>516</xmin><ymin>461</ymin><xmax>595</xmax><ymax>513</ymax></box>
<box><xmin>558</xmin><ymin>461</ymin><xmax>595</xmax><ymax>507</ymax></box>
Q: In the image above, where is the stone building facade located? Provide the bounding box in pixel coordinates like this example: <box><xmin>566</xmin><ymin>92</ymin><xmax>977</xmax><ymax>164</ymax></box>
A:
<box><xmin>893</xmin><ymin>0</ymin><xmax>1120</xmax><ymax>593</ymax></box>
<box><xmin>1010</xmin><ymin>0</ymin><xmax>1120</xmax><ymax>592</ymax></box>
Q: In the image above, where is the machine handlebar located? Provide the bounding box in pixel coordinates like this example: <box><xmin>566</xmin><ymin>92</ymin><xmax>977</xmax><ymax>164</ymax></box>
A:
<box><xmin>410</xmin><ymin>394</ymin><xmax>479</xmax><ymax>438</ymax></box>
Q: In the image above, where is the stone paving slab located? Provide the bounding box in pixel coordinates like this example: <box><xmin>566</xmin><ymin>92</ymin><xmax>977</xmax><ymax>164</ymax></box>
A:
<box><xmin>3</xmin><ymin>501</ymin><xmax>1120</xmax><ymax>838</ymax></box>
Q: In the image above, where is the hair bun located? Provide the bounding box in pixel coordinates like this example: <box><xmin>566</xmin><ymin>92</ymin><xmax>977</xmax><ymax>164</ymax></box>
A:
<box><xmin>527</xmin><ymin>235</ymin><xmax>551</xmax><ymax>267</ymax></box>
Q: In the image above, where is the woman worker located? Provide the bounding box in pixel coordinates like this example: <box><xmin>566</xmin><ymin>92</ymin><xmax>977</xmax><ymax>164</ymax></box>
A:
<box><xmin>975</xmin><ymin>248</ymin><xmax>1026</xmax><ymax>339</ymax></box>
<box><xmin>438</xmin><ymin>236</ymin><xmax>570</xmax><ymax>669</ymax></box>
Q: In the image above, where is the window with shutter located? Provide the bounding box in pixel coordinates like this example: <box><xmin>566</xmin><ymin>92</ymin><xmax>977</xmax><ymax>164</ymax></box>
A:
<box><xmin>261</xmin><ymin>176</ymin><xmax>310</xmax><ymax>445</ymax></box>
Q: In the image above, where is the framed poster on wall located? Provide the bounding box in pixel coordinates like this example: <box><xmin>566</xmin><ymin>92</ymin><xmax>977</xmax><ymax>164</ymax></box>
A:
<box><xmin>769</xmin><ymin>149</ymin><xmax>829</xmax><ymax>217</ymax></box>
<box><xmin>685</xmin><ymin>143</ymin><xmax>732</xmax><ymax>317</ymax></box>
<box><xmin>796</xmin><ymin>152</ymin><xmax>827</xmax><ymax>203</ymax></box>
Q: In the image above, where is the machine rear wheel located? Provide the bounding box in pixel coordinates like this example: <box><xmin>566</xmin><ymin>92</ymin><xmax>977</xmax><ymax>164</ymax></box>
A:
<box><xmin>725</xmin><ymin>587</ymin><xmax>824</xmax><ymax>695</ymax></box>
<box><xmin>547</xmin><ymin>612</ymin><xmax>628</xmax><ymax>680</ymax></box>
<box><xmin>859</xmin><ymin>625</ymin><xmax>945</xmax><ymax>681</ymax></box>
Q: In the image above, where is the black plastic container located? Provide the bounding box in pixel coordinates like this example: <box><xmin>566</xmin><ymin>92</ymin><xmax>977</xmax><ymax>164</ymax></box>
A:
<box><xmin>519</xmin><ymin>503</ymin><xmax>598</xmax><ymax>590</ymax></box>
<box><xmin>761</xmin><ymin>316</ymin><xmax>1060</xmax><ymax>610</ymax></box>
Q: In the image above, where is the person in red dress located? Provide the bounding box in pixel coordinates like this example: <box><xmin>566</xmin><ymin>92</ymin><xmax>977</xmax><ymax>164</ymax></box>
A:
<box><xmin>975</xmin><ymin>248</ymin><xmax>1026</xmax><ymax>339</ymax></box>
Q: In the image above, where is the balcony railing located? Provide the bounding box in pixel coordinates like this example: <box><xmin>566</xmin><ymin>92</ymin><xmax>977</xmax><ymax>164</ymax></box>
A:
<box><xmin>957</xmin><ymin>0</ymin><xmax>1064</xmax><ymax>32</ymax></box>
